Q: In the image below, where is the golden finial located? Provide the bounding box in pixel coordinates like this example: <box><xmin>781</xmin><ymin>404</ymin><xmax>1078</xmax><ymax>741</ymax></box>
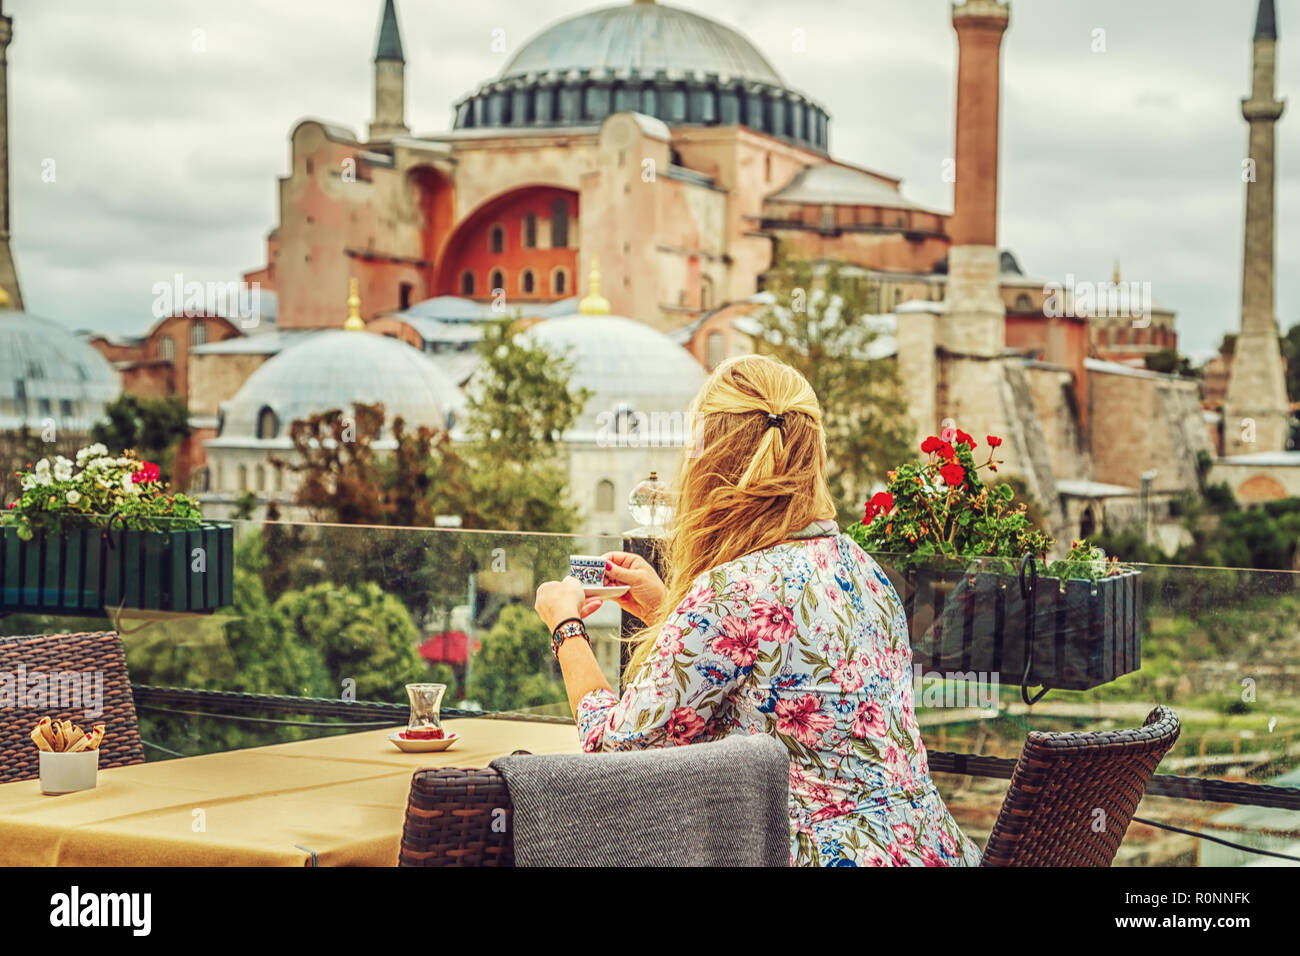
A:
<box><xmin>0</xmin><ymin>287</ymin><xmax>11</xmax><ymax>309</ymax></box>
<box><xmin>1112</xmin><ymin>260</ymin><xmax>1121</xmax><ymax>285</ymax></box>
<box><xmin>344</xmin><ymin>277</ymin><xmax>365</xmax><ymax>330</ymax></box>
<box><xmin>578</xmin><ymin>258</ymin><xmax>611</xmax><ymax>315</ymax></box>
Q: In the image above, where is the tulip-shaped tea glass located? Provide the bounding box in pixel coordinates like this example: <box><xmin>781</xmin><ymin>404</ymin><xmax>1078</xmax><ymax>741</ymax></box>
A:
<box><xmin>405</xmin><ymin>683</ymin><xmax>446</xmax><ymax>739</ymax></box>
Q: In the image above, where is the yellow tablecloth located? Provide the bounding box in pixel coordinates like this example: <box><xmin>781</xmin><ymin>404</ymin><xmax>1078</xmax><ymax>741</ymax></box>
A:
<box><xmin>0</xmin><ymin>717</ymin><xmax>582</xmax><ymax>867</ymax></box>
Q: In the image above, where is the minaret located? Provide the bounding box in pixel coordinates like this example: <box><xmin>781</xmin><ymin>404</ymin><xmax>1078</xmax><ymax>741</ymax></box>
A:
<box><xmin>0</xmin><ymin>0</ymin><xmax>22</xmax><ymax>310</ymax></box>
<box><xmin>1223</xmin><ymin>0</ymin><xmax>1290</xmax><ymax>454</ymax></box>
<box><xmin>368</xmin><ymin>0</ymin><xmax>409</xmax><ymax>140</ymax></box>
<box><xmin>941</xmin><ymin>0</ymin><xmax>1009</xmax><ymax>357</ymax></box>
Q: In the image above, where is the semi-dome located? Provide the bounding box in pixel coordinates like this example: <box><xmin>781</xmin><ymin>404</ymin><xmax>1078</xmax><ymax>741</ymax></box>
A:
<box><xmin>0</xmin><ymin>310</ymin><xmax>120</xmax><ymax>430</ymax></box>
<box><xmin>521</xmin><ymin>312</ymin><xmax>707</xmax><ymax>440</ymax></box>
<box><xmin>214</xmin><ymin>330</ymin><xmax>464</xmax><ymax>443</ymax></box>
<box><xmin>454</xmin><ymin>1</ymin><xmax>829</xmax><ymax>152</ymax></box>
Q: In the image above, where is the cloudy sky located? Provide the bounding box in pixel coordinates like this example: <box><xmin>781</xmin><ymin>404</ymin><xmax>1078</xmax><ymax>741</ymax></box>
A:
<box><xmin>7</xmin><ymin>0</ymin><xmax>1297</xmax><ymax>357</ymax></box>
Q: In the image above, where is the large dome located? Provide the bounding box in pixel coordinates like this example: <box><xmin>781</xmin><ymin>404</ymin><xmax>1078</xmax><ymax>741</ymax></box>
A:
<box><xmin>521</xmin><ymin>313</ymin><xmax>707</xmax><ymax>440</ymax></box>
<box><xmin>454</xmin><ymin>1</ymin><xmax>828</xmax><ymax>153</ymax></box>
<box><xmin>214</xmin><ymin>330</ymin><xmax>464</xmax><ymax>443</ymax></box>
<box><xmin>500</xmin><ymin>2</ymin><xmax>783</xmax><ymax>87</ymax></box>
<box><xmin>0</xmin><ymin>310</ymin><xmax>120</xmax><ymax>430</ymax></box>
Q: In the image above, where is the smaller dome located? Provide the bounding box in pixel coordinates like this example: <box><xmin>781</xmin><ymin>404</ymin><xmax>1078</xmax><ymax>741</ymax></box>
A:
<box><xmin>0</xmin><ymin>311</ymin><xmax>120</xmax><ymax>430</ymax></box>
<box><xmin>216</xmin><ymin>330</ymin><xmax>463</xmax><ymax>442</ymax></box>
<box><xmin>522</xmin><ymin>313</ymin><xmax>706</xmax><ymax>440</ymax></box>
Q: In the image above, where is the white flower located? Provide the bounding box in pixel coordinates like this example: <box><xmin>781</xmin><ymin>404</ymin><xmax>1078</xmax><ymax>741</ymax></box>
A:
<box><xmin>53</xmin><ymin>458</ymin><xmax>73</xmax><ymax>481</ymax></box>
<box><xmin>121</xmin><ymin>473</ymin><xmax>134</xmax><ymax>492</ymax></box>
<box><xmin>20</xmin><ymin>475</ymin><xmax>34</xmax><ymax>491</ymax></box>
<box><xmin>35</xmin><ymin>473</ymin><xmax>52</xmax><ymax>487</ymax></box>
<box><xmin>77</xmin><ymin>443</ymin><xmax>107</xmax><ymax>463</ymax></box>
<box><xmin>34</xmin><ymin>458</ymin><xmax>50</xmax><ymax>475</ymax></box>
<box><xmin>66</xmin><ymin>490</ymin><xmax>81</xmax><ymax>505</ymax></box>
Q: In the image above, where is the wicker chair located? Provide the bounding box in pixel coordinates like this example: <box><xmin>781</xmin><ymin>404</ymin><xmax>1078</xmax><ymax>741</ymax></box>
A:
<box><xmin>400</xmin><ymin>767</ymin><xmax>515</xmax><ymax>866</ymax></box>
<box><xmin>0</xmin><ymin>631</ymin><xmax>146</xmax><ymax>784</ymax></box>
<box><xmin>979</xmin><ymin>705</ymin><xmax>1180</xmax><ymax>866</ymax></box>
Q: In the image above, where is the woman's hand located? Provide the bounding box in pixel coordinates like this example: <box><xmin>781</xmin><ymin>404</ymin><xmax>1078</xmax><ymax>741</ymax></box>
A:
<box><xmin>600</xmin><ymin>551</ymin><xmax>667</xmax><ymax>623</ymax></box>
<box><xmin>534</xmin><ymin>576</ymin><xmax>589</xmax><ymax>632</ymax></box>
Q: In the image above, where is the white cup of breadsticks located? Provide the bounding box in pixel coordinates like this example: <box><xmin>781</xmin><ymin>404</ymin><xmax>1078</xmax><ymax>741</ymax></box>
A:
<box><xmin>31</xmin><ymin>717</ymin><xmax>106</xmax><ymax>794</ymax></box>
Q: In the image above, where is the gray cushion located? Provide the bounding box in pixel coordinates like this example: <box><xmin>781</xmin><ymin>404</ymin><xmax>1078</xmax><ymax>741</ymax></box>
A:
<box><xmin>492</xmin><ymin>734</ymin><xmax>791</xmax><ymax>867</ymax></box>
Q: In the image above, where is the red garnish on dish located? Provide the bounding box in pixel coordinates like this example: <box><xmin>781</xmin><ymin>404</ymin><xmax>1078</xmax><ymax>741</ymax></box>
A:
<box><xmin>400</xmin><ymin>728</ymin><xmax>445</xmax><ymax>740</ymax></box>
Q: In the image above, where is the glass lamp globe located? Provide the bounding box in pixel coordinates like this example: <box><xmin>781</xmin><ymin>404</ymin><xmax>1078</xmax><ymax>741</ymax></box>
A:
<box><xmin>628</xmin><ymin>471</ymin><xmax>672</xmax><ymax>533</ymax></box>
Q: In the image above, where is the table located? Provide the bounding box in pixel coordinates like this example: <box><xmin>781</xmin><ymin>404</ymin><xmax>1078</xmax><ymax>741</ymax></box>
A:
<box><xmin>0</xmin><ymin>717</ymin><xmax>582</xmax><ymax>866</ymax></box>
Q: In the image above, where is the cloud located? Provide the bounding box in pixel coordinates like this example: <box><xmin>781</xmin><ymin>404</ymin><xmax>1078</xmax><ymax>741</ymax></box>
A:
<box><xmin>8</xmin><ymin>0</ymin><xmax>1296</xmax><ymax>356</ymax></box>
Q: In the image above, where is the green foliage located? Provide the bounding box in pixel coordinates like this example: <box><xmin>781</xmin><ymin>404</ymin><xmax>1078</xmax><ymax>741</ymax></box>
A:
<box><xmin>1143</xmin><ymin>348</ymin><xmax>1197</xmax><ymax>378</ymax></box>
<box><xmin>124</xmin><ymin>533</ymin><xmax>332</xmax><ymax>755</ymax></box>
<box><xmin>754</xmin><ymin>251</ymin><xmax>912</xmax><ymax>519</ymax></box>
<box><xmin>272</xmin><ymin>580</ymin><xmax>429</xmax><ymax>701</ymax></box>
<box><xmin>846</xmin><ymin>430</ymin><xmax>1052</xmax><ymax>569</ymax></box>
<box><xmin>91</xmin><ymin>394</ymin><xmax>191</xmax><ymax>481</ymax></box>
<box><xmin>4</xmin><ymin>445</ymin><xmax>203</xmax><ymax>540</ymax></box>
<box><xmin>454</xmin><ymin>316</ymin><xmax>590</xmax><ymax>532</ymax></box>
<box><xmin>464</xmin><ymin>604</ymin><xmax>565</xmax><ymax>711</ymax></box>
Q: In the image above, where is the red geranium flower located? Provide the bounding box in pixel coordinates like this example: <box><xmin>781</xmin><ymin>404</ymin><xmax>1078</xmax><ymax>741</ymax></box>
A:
<box><xmin>987</xmin><ymin>435</ymin><xmax>1003</xmax><ymax>448</ymax></box>
<box><xmin>955</xmin><ymin>429</ymin><xmax>976</xmax><ymax>449</ymax></box>
<box><xmin>920</xmin><ymin>435</ymin><xmax>944</xmax><ymax>454</ymax></box>
<box><xmin>132</xmin><ymin>461</ymin><xmax>161</xmax><ymax>484</ymax></box>
<box><xmin>937</xmin><ymin>442</ymin><xmax>956</xmax><ymax>462</ymax></box>
<box><xmin>939</xmin><ymin>462</ymin><xmax>966</xmax><ymax>486</ymax></box>
<box><xmin>869</xmin><ymin>491</ymin><xmax>893</xmax><ymax>513</ymax></box>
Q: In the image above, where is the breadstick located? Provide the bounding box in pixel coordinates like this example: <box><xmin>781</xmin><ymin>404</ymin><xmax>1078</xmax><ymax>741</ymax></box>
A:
<box><xmin>64</xmin><ymin>725</ymin><xmax>86</xmax><ymax>751</ymax></box>
<box><xmin>50</xmin><ymin>721</ymin><xmax>65</xmax><ymax>752</ymax></box>
<box><xmin>85</xmin><ymin>724</ymin><xmax>106</xmax><ymax>751</ymax></box>
<box><xmin>65</xmin><ymin>735</ymin><xmax>90</xmax><ymax>753</ymax></box>
<box><xmin>37</xmin><ymin>716</ymin><xmax>57</xmax><ymax>749</ymax></box>
<box><xmin>30</xmin><ymin>722</ymin><xmax>53</xmax><ymax>752</ymax></box>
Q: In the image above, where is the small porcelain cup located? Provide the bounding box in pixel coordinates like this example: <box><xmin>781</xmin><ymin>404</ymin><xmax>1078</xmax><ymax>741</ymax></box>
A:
<box><xmin>568</xmin><ymin>555</ymin><xmax>607</xmax><ymax>587</ymax></box>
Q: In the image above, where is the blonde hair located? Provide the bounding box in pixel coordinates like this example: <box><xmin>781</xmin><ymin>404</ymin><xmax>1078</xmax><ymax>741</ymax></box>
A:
<box><xmin>626</xmin><ymin>354</ymin><xmax>836</xmax><ymax>677</ymax></box>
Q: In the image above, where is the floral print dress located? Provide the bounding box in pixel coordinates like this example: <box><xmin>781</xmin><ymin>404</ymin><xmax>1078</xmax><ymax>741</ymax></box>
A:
<box><xmin>577</xmin><ymin>531</ymin><xmax>984</xmax><ymax>867</ymax></box>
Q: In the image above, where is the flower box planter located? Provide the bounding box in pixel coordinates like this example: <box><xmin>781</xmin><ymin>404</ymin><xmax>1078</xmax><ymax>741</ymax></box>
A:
<box><xmin>0</xmin><ymin>524</ymin><xmax>234</xmax><ymax>615</ymax></box>
<box><xmin>896</xmin><ymin>565</ymin><xmax>1141</xmax><ymax>692</ymax></box>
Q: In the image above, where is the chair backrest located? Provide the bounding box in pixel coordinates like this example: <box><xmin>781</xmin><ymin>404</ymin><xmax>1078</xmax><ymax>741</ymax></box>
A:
<box><xmin>400</xmin><ymin>767</ymin><xmax>515</xmax><ymax>867</ymax></box>
<box><xmin>0</xmin><ymin>630</ymin><xmax>146</xmax><ymax>784</ymax></box>
<box><xmin>980</xmin><ymin>705</ymin><xmax>1180</xmax><ymax>867</ymax></box>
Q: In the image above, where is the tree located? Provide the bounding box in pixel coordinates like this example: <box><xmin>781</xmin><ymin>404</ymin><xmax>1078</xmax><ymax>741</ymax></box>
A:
<box><xmin>272</xmin><ymin>580</ymin><xmax>431</xmax><ymax>701</ymax></box>
<box><xmin>1144</xmin><ymin>348</ymin><xmax>1197</xmax><ymax>379</ymax></box>
<box><xmin>122</xmin><ymin>533</ymin><xmax>332</xmax><ymax>754</ymax></box>
<box><xmin>464</xmin><ymin>604</ymin><xmax>566</xmax><ymax>711</ymax></box>
<box><xmin>754</xmin><ymin>251</ymin><xmax>913</xmax><ymax>519</ymax></box>
<box><xmin>91</xmin><ymin>394</ymin><xmax>191</xmax><ymax>481</ymax></box>
<box><xmin>453</xmin><ymin>316</ymin><xmax>590</xmax><ymax>532</ymax></box>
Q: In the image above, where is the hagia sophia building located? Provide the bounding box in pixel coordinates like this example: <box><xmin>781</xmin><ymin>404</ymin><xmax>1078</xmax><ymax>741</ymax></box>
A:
<box><xmin>1</xmin><ymin>0</ymin><xmax>1295</xmax><ymax>545</ymax></box>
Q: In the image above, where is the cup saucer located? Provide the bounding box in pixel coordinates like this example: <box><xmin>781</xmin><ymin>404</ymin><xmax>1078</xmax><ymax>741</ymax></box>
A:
<box><xmin>388</xmin><ymin>731</ymin><xmax>459</xmax><ymax>753</ymax></box>
<box><xmin>583</xmin><ymin>585</ymin><xmax>629</xmax><ymax>599</ymax></box>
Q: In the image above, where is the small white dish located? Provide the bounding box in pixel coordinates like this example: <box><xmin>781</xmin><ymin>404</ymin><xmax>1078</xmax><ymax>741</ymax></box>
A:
<box><xmin>583</xmin><ymin>585</ymin><xmax>629</xmax><ymax>599</ymax></box>
<box><xmin>388</xmin><ymin>731</ymin><xmax>459</xmax><ymax>753</ymax></box>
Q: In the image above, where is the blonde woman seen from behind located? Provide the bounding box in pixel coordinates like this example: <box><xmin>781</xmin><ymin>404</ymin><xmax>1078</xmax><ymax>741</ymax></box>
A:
<box><xmin>534</xmin><ymin>354</ymin><xmax>982</xmax><ymax>866</ymax></box>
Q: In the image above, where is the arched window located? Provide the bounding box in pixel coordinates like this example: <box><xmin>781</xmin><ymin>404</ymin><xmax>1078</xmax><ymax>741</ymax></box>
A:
<box><xmin>701</xmin><ymin>275</ymin><xmax>714</xmax><ymax>312</ymax></box>
<box><xmin>1080</xmin><ymin>507</ymin><xmax>1097</xmax><ymax>540</ymax></box>
<box><xmin>552</xmin><ymin>268</ymin><xmax>567</xmax><ymax>296</ymax></box>
<box><xmin>550</xmin><ymin>198</ymin><xmax>569</xmax><ymax>248</ymax></box>
<box><xmin>255</xmin><ymin>465</ymin><xmax>266</xmax><ymax>492</ymax></box>
<box><xmin>256</xmin><ymin>406</ymin><xmax>278</xmax><ymax>440</ymax></box>
<box><xmin>489</xmin><ymin>224</ymin><xmax>505</xmax><ymax>254</ymax></box>
<box><xmin>190</xmin><ymin>322</ymin><xmax>207</xmax><ymax>347</ymax></box>
<box><xmin>211</xmin><ymin>461</ymin><xmax>222</xmax><ymax>490</ymax></box>
<box><xmin>490</xmin><ymin>269</ymin><xmax>505</xmax><ymax>294</ymax></box>
<box><xmin>461</xmin><ymin>271</ymin><xmax>475</xmax><ymax>296</ymax></box>
<box><xmin>521</xmin><ymin>269</ymin><xmax>536</xmax><ymax>295</ymax></box>
<box><xmin>596</xmin><ymin>479</ymin><xmax>615</xmax><ymax>513</ymax></box>
<box><xmin>1014</xmin><ymin>294</ymin><xmax>1032</xmax><ymax>312</ymax></box>
<box><xmin>158</xmin><ymin>335</ymin><xmax>175</xmax><ymax>362</ymax></box>
<box><xmin>706</xmin><ymin>331</ymin><xmax>725</xmax><ymax>370</ymax></box>
<box><xmin>237</xmin><ymin>464</ymin><xmax>249</xmax><ymax>491</ymax></box>
<box><xmin>522</xmin><ymin>214</ymin><xmax>537</xmax><ymax>249</ymax></box>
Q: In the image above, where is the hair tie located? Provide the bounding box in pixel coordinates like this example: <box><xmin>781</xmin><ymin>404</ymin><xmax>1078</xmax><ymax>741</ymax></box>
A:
<box><xmin>766</xmin><ymin>412</ymin><xmax>785</xmax><ymax>429</ymax></box>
